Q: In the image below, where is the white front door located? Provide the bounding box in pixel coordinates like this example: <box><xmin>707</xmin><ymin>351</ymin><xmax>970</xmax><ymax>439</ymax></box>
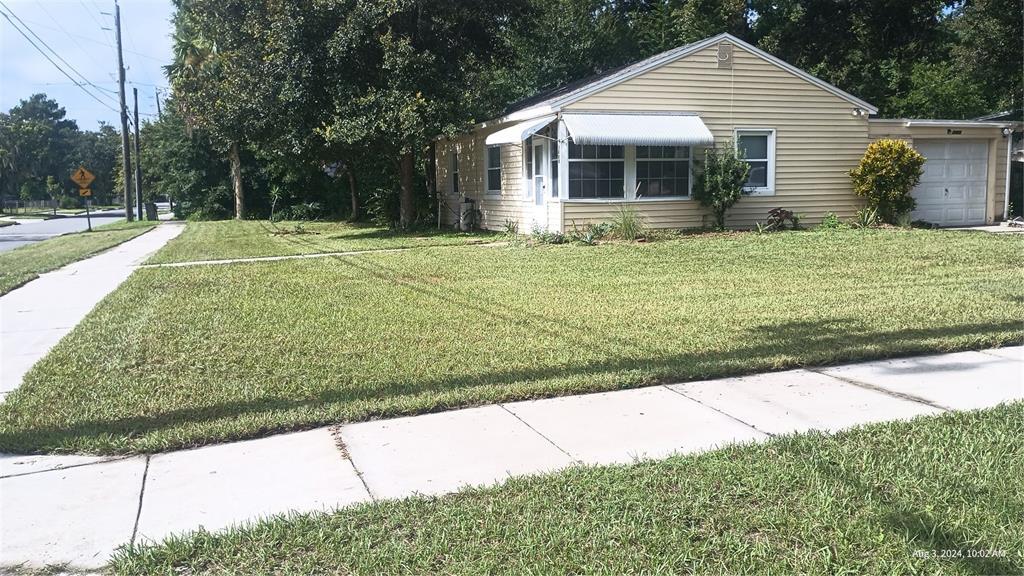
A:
<box><xmin>532</xmin><ymin>141</ymin><xmax>546</xmax><ymax>226</ymax></box>
<box><xmin>911</xmin><ymin>140</ymin><xmax>988</xmax><ymax>226</ymax></box>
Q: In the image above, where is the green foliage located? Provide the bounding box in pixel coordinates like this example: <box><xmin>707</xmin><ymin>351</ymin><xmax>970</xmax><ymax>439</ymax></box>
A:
<box><xmin>693</xmin><ymin>143</ymin><xmax>750</xmax><ymax>230</ymax></box>
<box><xmin>816</xmin><ymin>212</ymin><xmax>847</xmax><ymax>231</ymax></box>
<box><xmin>0</xmin><ymin>94</ymin><xmax>123</xmax><ymax>205</ymax></box>
<box><xmin>530</xmin><ymin>225</ymin><xmax>567</xmax><ymax>244</ymax></box>
<box><xmin>851</xmin><ymin>207</ymin><xmax>881</xmax><ymax>229</ymax></box>
<box><xmin>503</xmin><ymin>219</ymin><xmax>520</xmax><ymax>236</ymax></box>
<box><xmin>608</xmin><ymin>205</ymin><xmax>647</xmax><ymax>240</ymax></box>
<box><xmin>568</xmin><ymin>221</ymin><xmax>612</xmax><ymax>245</ymax></box>
<box><xmin>850</xmin><ymin>139</ymin><xmax>925</xmax><ymax>224</ymax></box>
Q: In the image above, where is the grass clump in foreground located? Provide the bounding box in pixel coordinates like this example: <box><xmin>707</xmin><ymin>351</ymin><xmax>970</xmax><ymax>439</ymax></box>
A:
<box><xmin>111</xmin><ymin>405</ymin><xmax>1024</xmax><ymax>575</ymax></box>
<box><xmin>0</xmin><ymin>220</ymin><xmax>156</xmax><ymax>295</ymax></box>
<box><xmin>0</xmin><ymin>228</ymin><xmax>1021</xmax><ymax>454</ymax></box>
<box><xmin>147</xmin><ymin>219</ymin><xmax>496</xmax><ymax>264</ymax></box>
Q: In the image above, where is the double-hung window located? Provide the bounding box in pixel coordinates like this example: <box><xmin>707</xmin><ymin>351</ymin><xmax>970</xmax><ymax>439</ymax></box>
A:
<box><xmin>486</xmin><ymin>145</ymin><xmax>502</xmax><ymax>194</ymax></box>
<box><xmin>735</xmin><ymin>129</ymin><xmax>775</xmax><ymax>195</ymax></box>
<box><xmin>450</xmin><ymin>150</ymin><xmax>459</xmax><ymax>195</ymax></box>
<box><xmin>636</xmin><ymin>146</ymin><xmax>690</xmax><ymax>198</ymax></box>
<box><xmin>568</xmin><ymin>143</ymin><xmax>624</xmax><ymax>199</ymax></box>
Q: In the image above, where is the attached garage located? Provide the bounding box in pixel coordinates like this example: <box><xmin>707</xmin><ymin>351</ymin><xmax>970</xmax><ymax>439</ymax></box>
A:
<box><xmin>868</xmin><ymin>119</ymin><xmax>1014</xmax><ymax>226</ymax></box>
<box><xmin>911</xmin><ymin>140</ymin><xmax>988</xmax><ymax>226</ymax></box>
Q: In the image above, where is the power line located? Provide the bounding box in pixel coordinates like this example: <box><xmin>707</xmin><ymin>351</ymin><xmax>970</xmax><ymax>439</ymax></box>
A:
<box><xmin>14</xmin><ymin>15</ymin><xmax>167</xmax><ymax>62</ymax></box>
<box><xmin>36</xmin><ymin>1</ymin><xmax>108</xmax><ymax>76</ymax></box>
<box><xmin>0</xmin><ymin>1</ymin><xmax>121</xmax><ymax>105</ymax></box>
<box><xmin>0</xmin><ymin>5</ymin><xmax>119</xmax><ymax>114</ymax></box>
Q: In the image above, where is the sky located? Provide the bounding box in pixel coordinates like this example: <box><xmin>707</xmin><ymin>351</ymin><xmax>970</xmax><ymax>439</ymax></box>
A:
<box><xmin>1</xmin><ymin>0</ymin><xmax>174</xmax><ymax>131</ymax></box>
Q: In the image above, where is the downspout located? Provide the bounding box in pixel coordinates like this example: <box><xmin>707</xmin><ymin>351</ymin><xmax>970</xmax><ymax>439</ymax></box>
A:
<box><xmin>1004</xmin><ymin>128</ymin><xmax>1013</xmax><ymax>220</ymax></box>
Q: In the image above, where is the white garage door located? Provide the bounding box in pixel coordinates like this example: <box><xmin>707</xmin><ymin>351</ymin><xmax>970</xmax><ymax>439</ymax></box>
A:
<box><xmin>911</xmin><ymin>140</ymin><xmax>987</xmax><ymax>226</ymax></box>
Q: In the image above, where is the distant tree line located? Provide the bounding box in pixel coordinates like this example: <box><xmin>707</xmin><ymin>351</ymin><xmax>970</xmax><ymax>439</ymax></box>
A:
<box><xmin>95</xmin><ymin>0</ymin><xmax>1024</xmax><ymax>224</ymax></box>
<box><xmin>0</xmin><ymin>94</ymin><xmax>123</xmax><ymax>208</ymax></box>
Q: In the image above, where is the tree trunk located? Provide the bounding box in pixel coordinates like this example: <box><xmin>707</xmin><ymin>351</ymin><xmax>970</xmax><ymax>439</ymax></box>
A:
<box><xmin>399</xmin><ymin>150</ymin><xmax>415</xmax><ymax>229</ymax></box>
<box><xmin>228</xmin><ymin>142</ymin><xmax>244</xmax><ymax>220</ymax></box>
<box><xmin>346</xmin><ymin>166</ymin><xmax>358</xmax><ymax>221</ymax></box>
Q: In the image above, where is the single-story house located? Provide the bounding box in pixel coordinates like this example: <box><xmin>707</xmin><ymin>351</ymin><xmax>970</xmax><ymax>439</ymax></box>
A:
<box><xmin>435</xmin><ymin>33</ymin><xmax>1016</xmax><ymax>231</ymax></box>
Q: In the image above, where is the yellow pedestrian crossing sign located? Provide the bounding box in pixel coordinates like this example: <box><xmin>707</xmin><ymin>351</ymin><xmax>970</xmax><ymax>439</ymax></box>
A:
<box><xmin>71</xmin><ymin>166</ymin><xmax>95</xmax><ymax>188</ymax></box>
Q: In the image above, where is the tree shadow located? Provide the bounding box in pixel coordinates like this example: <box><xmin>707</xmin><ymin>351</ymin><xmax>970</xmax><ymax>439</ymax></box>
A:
<box><xmin>2</xmin><ymin>232</ymin><xmax>1020</xmax><ymax>453</ymax></box>
<box><xmin>810</xmin><ymin>452</ymin><xmax>1023</xmax><ymax>574</ymax></box>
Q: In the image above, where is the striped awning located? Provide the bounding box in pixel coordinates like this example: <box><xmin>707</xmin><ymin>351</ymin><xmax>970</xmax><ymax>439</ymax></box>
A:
<box><xmin>485</xmin><ymin>115</ymin><xmax>557</xmax><ymax>145</ymax></box>
<box><xmin>562</xmin><ymin>113</ymin><xmax>715</xmax><ymax>146</ymax></box>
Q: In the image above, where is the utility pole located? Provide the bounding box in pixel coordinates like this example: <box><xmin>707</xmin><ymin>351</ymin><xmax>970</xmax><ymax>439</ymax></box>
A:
<box><xmin>154</xmin><ymin>87</ymin><xmax>162</xmax><ymax>118</ymax></box>
<box><xmin>114</xmin><ymin>1</ymin><xmax>133</xmax><ymax>221</ymax></box>
<box><xmin>132</xmin><ymin>87</ymin><xmax>144</xmax><ymax>220</ymax></box>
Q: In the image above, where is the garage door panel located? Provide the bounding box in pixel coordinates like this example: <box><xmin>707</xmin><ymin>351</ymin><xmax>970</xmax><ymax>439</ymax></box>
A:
<box><xmin>910</xmin><ymin>139</ymin><xmax>988</xmax><ymax>226</ymax></box>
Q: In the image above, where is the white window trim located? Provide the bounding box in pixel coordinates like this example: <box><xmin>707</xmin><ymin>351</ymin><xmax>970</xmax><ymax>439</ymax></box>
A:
<box><xmin>485</xmin><ymin>144</ymin><xmax>502</xmax><ymax>195</ymax></box>
<box><xmin>735</xmin><ymin>128</ymin><xmax>776</xmax><ymax>196</ymax></box>
<box><xmin>633</xmin><ymin>145</ymin><xmax>694</xmax><ymax>200</ymax></box>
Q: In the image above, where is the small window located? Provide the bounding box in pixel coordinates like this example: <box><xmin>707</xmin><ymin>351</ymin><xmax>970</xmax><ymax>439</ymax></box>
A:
<box><xmin>450</xmin><ymin>150</ymin><xmax>459</xmax><ymax>195</ymax></box>
<box><xmin>735</xmin><ymin>129</ymin><xmax>775</xmax><ymax>194</ymax></box>
<box><xmin>486</xmin><ymin>145</ymin><xmax>502</xmax><ymax>193</ymax></box>
<box><xmin>636</xmin><ymin>145</ymin><xmax>690</xmax><ymax>198</ymax></box>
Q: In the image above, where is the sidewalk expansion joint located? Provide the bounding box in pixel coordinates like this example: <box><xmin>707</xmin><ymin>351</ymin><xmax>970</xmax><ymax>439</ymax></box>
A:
<box><xmin>804</xmin><ymin>367</ymin><xmax>952</xmax><ymax>412</ymax></box>
<box><xmin>130</xmin><ymin>455</ymin><xmax>151</xmax><ymax>546</ymax></box>
<box><xmin>662</xmin><ymin>384</ymin><xmax>777</xmax><ymax>438</ymax></box>
<box><xmin>498</xmin><ymin>404</ymin><xmax>580</xmax><ymax>464</ymax></box>
<box><xmin>332</xmin><ymin>430</ymin><xmax>377</xmax><ymax>502</ymax></box>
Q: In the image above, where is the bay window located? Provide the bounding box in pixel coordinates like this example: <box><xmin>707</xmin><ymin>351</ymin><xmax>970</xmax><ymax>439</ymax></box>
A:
<box><xmin>735</xmin><ymin>129</ymin><xmax>775</xmax><ymax>195</ymax></box>
<box><xmin>568</xmin><ymin>143</ymin><xmax>624</xmax><ymax>199</ymax></box>
<box><xmin>636</xmin><ymin>146</ymin><xmax>690</xmax><ymax>198</ymax></box>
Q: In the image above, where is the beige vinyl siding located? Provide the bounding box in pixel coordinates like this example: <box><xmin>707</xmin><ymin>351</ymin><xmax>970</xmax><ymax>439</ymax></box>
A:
<box><xmin>868</xmin><ymin>121</ymin><xmax>1010</xmax><ymax>222</ymax></box>
<box><xmin>436</xmin><ymin>125</ymin><xmax>530</xmax><ymax>230</ymax></box>
<box><xmin>564</xmin><ymin>40</ymin><xmax>871</xmax><ymax>229</ymax></box>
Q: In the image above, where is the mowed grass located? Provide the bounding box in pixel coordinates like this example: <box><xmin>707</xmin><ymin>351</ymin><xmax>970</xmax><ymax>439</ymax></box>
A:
<box><xmin>0</xmin><ymin>220</ymin><xmax>157</xmax><ymax>295</ymax></box>
<box><xmin>146</xmin><ymin>220</ymin><xmax>496</xmax><ymax>264</ymax></box>
<box><xmin>111</xmin><ymin>405</ymin><xmax>1024</xmax><ymax>575</ymax></box>
<box><xmin>0</xmin><ymin>229</ymin><xmax>1021</xmax><ymax>454</ymax></box>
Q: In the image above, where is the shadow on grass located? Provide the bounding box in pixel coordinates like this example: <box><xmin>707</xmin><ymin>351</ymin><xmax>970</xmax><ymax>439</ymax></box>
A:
<box><xmin>1</xmin><ymin>231</ymin><xmax>1020</xmax><ymax>453</ymax></box>
<box><xmin>0</xmin><ymin>316</ymin><xmax>1018</xmax><ymax>455</ymax></box>
<box><xmin>812</xmin><ymin>450</ymin><xmax>1023</xmax><ymax>575</ymax></box>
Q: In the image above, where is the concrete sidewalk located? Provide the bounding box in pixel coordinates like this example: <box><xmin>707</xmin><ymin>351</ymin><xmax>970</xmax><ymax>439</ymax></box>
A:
<box><xmin>0</xmin><ymin>223</ymin><xmax>184</xmax><ymax>399</ymax></box>
<box><xmin>1</xmin><ymin>346</ymin><xmax>1020</xmax><ymax>571</ymax></box>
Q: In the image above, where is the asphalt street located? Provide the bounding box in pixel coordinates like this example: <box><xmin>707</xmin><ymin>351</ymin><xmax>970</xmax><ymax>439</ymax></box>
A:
<box><xmin>0</xmin><ymin>210</ymin><xmax>128</xmax><ymax>252</ymax></box>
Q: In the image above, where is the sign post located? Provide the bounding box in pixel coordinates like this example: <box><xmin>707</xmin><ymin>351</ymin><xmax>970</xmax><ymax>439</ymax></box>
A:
<box><xmin>71</xmin><ymin>166</ymin><xmax>96</xmax><ymax>232</ymax></box>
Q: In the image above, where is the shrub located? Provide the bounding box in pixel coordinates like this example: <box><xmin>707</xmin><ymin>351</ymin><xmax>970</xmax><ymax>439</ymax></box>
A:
<box><xmin>503</xmin><ymin>219</ymin><xmax>520</xmax><ymax>236</ymax></box>
<box><xmin>849</xmin><ymin>139</ymin><xmax>925</xmax><ymax>224</ymax></box>
<box><xmin>568</xmin><ymin>221</ymin><xmax>612</xmax><ymax>245</ymax></box>
<box><xmin>851</xmin><ymin>207</ymin><xmax>880</xmax><ymax>228</ymax></box>
<box><xmin>817</xmin><ymin>212</ymin><xmax>845</xmax><ymax>230</ymax></box>
<box><xmin>608</xmin><ymin>205</ymin><xmax>647</xmax><ymax>241</ymax></box>
<box><xmin>693</xmin><ymin>142</ymin><xmax>750</xmax><ymax>230</ymax></box>
<box><xmin>58</xmin><ymin>196</ymin><xmax>80</xmax><ymax>209</ymax></box>
<box><xmin>530</xmin><ymin>226</ymin><xmax>566</xmax><ymax>244</ymax></box>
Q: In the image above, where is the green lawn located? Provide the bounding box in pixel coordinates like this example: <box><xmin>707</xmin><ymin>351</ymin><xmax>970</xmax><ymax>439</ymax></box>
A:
<box><xmin>0</xmin><ymin>229</ymin><xmax>1020</xmax><ymax>454</ymax></box>
<box><xmin>111</xmin><ymin>404</ymin><xmax>1024</xmax><ymax>575</ymax></box>
<box><xmin>147</xmin><ymin>220</ymin><xmax>496</xmax><ymax>264</ymax></box>
<box><xmin>0</xmin><ymin>220</ymin><xmax>157</xmax><ymax>295</ymax></box>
